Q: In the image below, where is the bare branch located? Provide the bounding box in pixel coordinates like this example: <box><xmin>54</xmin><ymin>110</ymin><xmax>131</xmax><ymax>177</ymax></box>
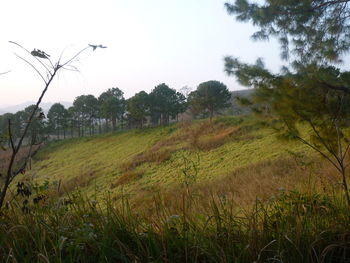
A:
<box><xmin>295</xmin><ymin>135</ymin><xmax>341</xmax><ymax>173</ymax></box>
<box><xmin>15</xmin><ymin>71</ymin><xmax>57</xmax><ymax>153</ymax></box>
<box><xmin>60</xmin><ymin>65</ymin><xmax>80</xmax><ymax>72</ymax></box>
<box><xmin>13</xmin><ymin>53</ymin><xmax>47</xmax><ymax>84</ymax></box>
<box><xmin>343</xmin><ymin>142</ymin><xmax>350</xmax><ymax>161</ymax></box>
<box><xmin>9</xmin><ymin>142</ymin><xmax>43</xmax><ymax>185</ymax></box>
<box><xmin>0</xmin><ymin>70</ymin><xmax>11</xmax><ymax>75</ymax></box>
<box><xmin>60</xmin><ymin>46</ymin><xmax>91</xmax><ymax>68</ymax></box>
<box><xmin>9</xmin><ymin>41</ymin><xmax>52</xmax><ymax>74</ymax></box>
<box><xmin>0</xmin><ymin>42</ymin><xmax>103</xmax><ymax>211</ymax></box>
<box><xmin>312</xmin><ymin>0</ymin><xmax>350</xmax><ymax>10</ymax></box>
<box><xmin>334</xmin><ymin>121</ymin><xmax>345</xmax><ymax>169</ymax></box>
<box><xmin>305</xmin><ymin>118</ymin><xmax>339</xmax><ymax>160</ymax></box>
<box><xmin>319</xmin><ymin>81</ymin><xmax>350</xmax><ymax>94</ymax></box>
<box><xmin>7</xmin><ymin>119</ymin><xmax>15</xmax><ymax>152</ymax></box>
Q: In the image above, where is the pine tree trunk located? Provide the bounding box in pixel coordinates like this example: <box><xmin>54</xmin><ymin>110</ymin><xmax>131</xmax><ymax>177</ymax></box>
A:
<box><xmin>112</xmin><ymin>118</ymin><xmax>116</xmax><ymax>131</ymax></box>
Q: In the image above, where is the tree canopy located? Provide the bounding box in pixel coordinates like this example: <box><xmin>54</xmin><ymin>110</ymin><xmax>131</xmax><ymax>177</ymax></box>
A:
<box><xmin>127</xmin><ymin>91</ymin><xmax>150</xmax><ymax>128</ymax></box>
<box><xmin>149</xmin><ymin>83</ymin><xmax>187</xmax><ymax>125</ymax></box>
<box><xmin>224</xmin><ymin>0</ymin><xmax>350</xmax><ymax>205</ymax></box>
<box><xmin>47</xmin><ymin>103</ymin><xmax>68</xmax><ymax>139</ymax></box>
<box><xmin>98</xmin><ymin>87</ymin><xmax>125</xmax><ymax>130</ymax></box>
<box><xmin>188</xmin><ymin>80</ymin><xmax>231</xmax><ymax>120</ymax></box>
<box><xmin>225</xmin><ymin>0</ymin><xmax>350</xmax><ymax>63</ymax></box>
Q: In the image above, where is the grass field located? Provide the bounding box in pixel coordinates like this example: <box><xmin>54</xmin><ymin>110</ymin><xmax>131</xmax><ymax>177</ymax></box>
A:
<box><xmin>20</xmin><ymin>116</ymin><xmax>337</xmax><ymax>210</ymax></box>
<box><xmin>1</xmin><ymin>116</ymin><xmax>349</xmax><ymax>262</ymax></box>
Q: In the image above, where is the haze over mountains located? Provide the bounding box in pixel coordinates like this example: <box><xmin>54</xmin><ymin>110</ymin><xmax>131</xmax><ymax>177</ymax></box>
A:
<box><xmin>0</xmin><ymin>101</ymin><xmax>72</xmax><ymax>114</ymax></box>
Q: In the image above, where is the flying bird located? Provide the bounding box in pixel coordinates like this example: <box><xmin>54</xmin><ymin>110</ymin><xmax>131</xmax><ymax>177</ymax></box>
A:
<box><xmin>89</xmin><ymin>44</ymin><xmax>107</xmax><ymax>51</ymax></box>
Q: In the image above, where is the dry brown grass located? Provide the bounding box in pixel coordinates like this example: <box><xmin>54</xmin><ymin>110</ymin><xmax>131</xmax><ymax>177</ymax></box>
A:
<box><xmin>120</xmin><ymin>119</ymin><xmax>260</xmax><ymax>173</ymax></box>
<box><xmin>120</xmin><ymin>119</ymin><xmax>261</xmax><ymax>174</ymax></box>
<box><xmin>182</xmin><ymin>120</ymin><xmax>259</xmax><ymax>151</ymax></box>
<box><xmin>121</xmin><ymin>148</ymin><xmax>175</xmax><ymax>172</ymax></box>
<box><xmin>61</xmin><ymin>170</ymin><xmax>98</xmax><ymax>194</ymax></box>
<box><xmin>129</xmin><ymin>155</ymin><xmax>339</xmax><ymax>215</ymax></box>
<box><xmin>107</xmin><ymin>118</ymin><xmax>342</xmax><ymax>215</ymax></box>
<box><xmin>111</xmin><ymin>170</ymin><xmax>144</xmax><ymax>188</ymax></box>
<box><xmin>192</xmin><ymin>158</ymin><xmax>333</xmax><ymax>205</ymax></box>
<box><xmin>0</xmin><ymin>145</ymin><xmax>41</xmax><ymax>173</ymax></box>
<box><xmin>195</xmin><ymin>126</ymin><xmax>239</xmax><ymax>150</ymax></box>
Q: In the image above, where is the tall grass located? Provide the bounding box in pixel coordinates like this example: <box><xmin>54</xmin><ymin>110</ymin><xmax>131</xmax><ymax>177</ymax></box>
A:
<box><xmin>0</xmin><ymin>183</ymin><xmax>349</xmax><ymax>262</ymax></box>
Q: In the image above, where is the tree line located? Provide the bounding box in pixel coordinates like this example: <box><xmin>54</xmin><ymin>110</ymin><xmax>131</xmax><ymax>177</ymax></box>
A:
<box><xmin>0</xmin><ymin>80</ymin><xmax>232</xmax><ymax>143</ymax></box>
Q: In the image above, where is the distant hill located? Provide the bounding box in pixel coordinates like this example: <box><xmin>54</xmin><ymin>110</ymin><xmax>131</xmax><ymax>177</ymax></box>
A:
<box><xmin>232</xmin><ymin>89</ymin><xmax>253</xmax><ymax>97</ymax></box>
<box><xmin>227</xmin><ymin>89</ymin><xmax>253</xmax><ymax>115</ymax></box>
<box><xmin>0</xmin><ymin>101</ymin><xmax>72</xmax><ymax>114</ymax></box>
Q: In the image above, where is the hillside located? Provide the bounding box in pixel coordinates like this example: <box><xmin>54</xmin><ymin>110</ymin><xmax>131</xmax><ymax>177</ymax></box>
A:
<box><xmin>3</xmin><ymin>116</ymin><xmax>347</xmax><ymax>263</ymax></box>
<box><xmin>27</xmin><ymin>116</ymin><xmax>330</xmax><ymax>208</ymax></box>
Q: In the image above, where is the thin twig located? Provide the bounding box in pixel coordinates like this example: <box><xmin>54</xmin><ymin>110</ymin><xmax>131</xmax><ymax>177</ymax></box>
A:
<box><xmin>7</xmin><ymin>120</ymin><xmax>15</xmax><ymax>152</ymax></box>
<box><xmin>9</xmin><ymin>41</ymin><xmax>52</xmax><ymax>74</ymax></box>
<box><xmin>0</xmin><ymin>70</ymin><xmax>11</xmax><ymax>75</ymax></box>
<box><xmin>0</xmin><ymin>43</ymin><xmax>102</xmax><ymax>211</ymax></box>
<box><xmin>13</xmin><ymin>53</ymin><xmax>47</xmax><ymax>84</ymax></box>
<box><xmin>60</xmin><ymin>46</ymin><xmax>91</xmax><ymax>68</ymax></box>
<box><xmin>295</xmin><ymin>135</ymin><xmax>341</xmax><ymax>173</ymax></box>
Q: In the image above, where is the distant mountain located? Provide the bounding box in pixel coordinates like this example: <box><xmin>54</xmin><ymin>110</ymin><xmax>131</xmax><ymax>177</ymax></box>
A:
<box><xmin>231</xmin><ymin>89</ymin><xmax>253</xmax><ymax>97</ymax></box>
<box><xmin>227</xmin><ymin>89</ymin><xmax>253</xmax><ymax>115</ymax></box>
<box><xmin>0</xmin><ymin>101</ymin><xmax>73</xmax><ymax>114</ymax></box>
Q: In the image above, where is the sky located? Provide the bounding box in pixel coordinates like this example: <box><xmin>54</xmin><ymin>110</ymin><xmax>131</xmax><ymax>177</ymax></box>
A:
<box><xmin>0</xmin><ymin>0</ymin><xmax>285</xmax><ymax>106</ymax></box>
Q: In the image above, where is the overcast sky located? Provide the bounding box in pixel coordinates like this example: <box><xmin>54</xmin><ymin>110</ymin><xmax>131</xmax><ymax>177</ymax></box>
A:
<box><xmin>0</xmin><ymin>0</ymin><xmax>285</xmax><ymax>106</ymax></box>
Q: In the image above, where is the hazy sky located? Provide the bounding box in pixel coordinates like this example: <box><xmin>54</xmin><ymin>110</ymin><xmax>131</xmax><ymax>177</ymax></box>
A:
<box><xmin>0</xmin><ymin>0</ymin><xmax>284</xmax><ymax>106</ymax></box>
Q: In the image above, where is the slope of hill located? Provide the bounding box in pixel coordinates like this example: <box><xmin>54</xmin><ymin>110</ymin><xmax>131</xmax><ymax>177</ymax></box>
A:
<box><xmin>226</xmin><ymin>89</ymin><xmax>253</xmax><ymax>115</ymax></box>
<box><xmin>28</xmin><ymin>116</ymin><xmax>325</xmax><ymax>208</ymax></box>
<box><xmin>3</xmin><ymin>116</ymin><xmax>346</xmax><ymax>263</ymax></box>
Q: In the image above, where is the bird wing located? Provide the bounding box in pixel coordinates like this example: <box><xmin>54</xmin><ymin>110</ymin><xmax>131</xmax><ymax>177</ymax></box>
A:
<box><xmin>89</xmin><ymin>44</ymin><xmax>97</xmax><ymax>51</ymax></box>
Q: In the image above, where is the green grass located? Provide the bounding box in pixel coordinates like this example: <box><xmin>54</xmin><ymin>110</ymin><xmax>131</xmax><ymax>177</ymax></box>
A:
<box><xmin>28</xmin><ymin>116</ymin><xmax>314</xmax><ymax>202</ymax></box>
<box><xmin>1</xmin><ymin>116</ymin><xmax>348</xmax><ymax>262</ymax></box>
<box><xmin>1</xmin><ymin>186</ymin><xmax>349</xmax><ymax>262</ymax></box>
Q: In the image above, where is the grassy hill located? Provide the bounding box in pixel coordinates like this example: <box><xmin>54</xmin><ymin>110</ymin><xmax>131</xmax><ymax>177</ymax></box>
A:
<box><xmin>3</xmin><ymin>116</ymin><xmax>349</xmax><ymax>263</ymax></box>
<box><xmin>28</xmin><ymin>116</ymin><xmax>328</xmax><ymax>209</ymax></box>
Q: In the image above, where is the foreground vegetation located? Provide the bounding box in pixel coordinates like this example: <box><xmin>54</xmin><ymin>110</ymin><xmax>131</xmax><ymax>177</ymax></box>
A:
<box><xmin>1</xmin><ymin>0</ymin><xmax>350</xmax><ymax>261</ymax></box>
<box><xmin>1</xmin><ymin>184</ymin><xmax>349</xmax><ymax>262</ymax></box>
<box><xmin>0</xmin><ymin>116</ymin><xmax>347</xmax><ymax>262</ymax></box>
